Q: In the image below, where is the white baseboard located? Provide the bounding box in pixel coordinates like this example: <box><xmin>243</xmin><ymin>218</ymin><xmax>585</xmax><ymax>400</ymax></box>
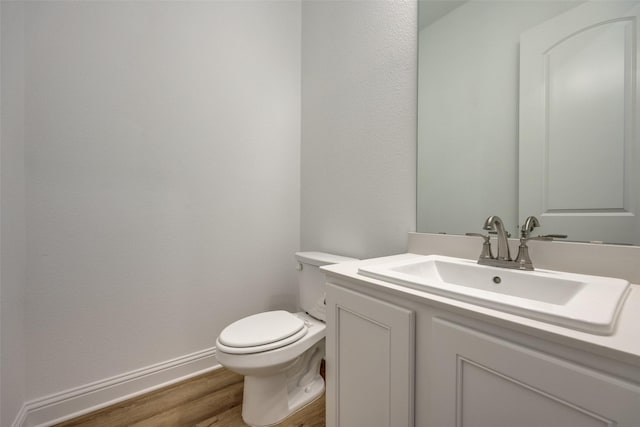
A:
<box><xmin>10</xmin><ymin>403</ymin><xmax>28</xmax><ymax>427</ymax></box>
<box><xmin>18</xmin><ymin>346</ymin><xmax>220</xmax><ymax>427</ymax></box>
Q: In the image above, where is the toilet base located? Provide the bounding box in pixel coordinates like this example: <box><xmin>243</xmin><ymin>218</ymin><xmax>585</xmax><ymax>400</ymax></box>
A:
<box><xmin>241</xmin><ymin>343</ymin><xmax>325</xmax><ymax>426</ymax></box>
<box><xmin>242</xmin><ymin>374</ymin><xmax>324</xmax><ymax>427</ymax></box>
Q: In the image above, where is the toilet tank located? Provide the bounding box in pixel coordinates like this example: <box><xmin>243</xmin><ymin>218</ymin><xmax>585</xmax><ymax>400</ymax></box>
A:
<box><xmin>295</xmin><ymin>252</ymin><xmax>357</xmax><ymax>321</ymax></box>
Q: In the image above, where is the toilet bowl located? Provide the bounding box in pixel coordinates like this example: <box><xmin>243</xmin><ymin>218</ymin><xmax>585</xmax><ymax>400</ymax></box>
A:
<box><xmin>216</xmin><ymin>311</ymin><xmax>326</xmax><ymax>426</ymax></box>
<box><xmin>214</xmin><ymin>252</ymin><xmax>356</xmax><ymax>427</ymax></box>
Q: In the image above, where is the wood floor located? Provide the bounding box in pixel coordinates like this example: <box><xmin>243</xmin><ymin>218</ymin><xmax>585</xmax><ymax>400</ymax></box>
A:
<box><xmin>55</xmin><ymin>367</ymin><xmax>325</xmax><ymax>427</ymax></box>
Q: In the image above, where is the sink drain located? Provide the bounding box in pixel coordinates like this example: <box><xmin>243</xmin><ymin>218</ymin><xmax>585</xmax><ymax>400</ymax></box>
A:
<box><xmin>492</xmin><ymin>276</ymin><xmax>502</xmax><ymax>284</ymax></box>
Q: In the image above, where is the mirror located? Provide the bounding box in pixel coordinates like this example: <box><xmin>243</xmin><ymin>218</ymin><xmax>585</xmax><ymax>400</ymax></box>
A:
<box><xmin>417</xmin><ymin>0</ymin><xmax>640</xmax><ymax>244</ymax></box>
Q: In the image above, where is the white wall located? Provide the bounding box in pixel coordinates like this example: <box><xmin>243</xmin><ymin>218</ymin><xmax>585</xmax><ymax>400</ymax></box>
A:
<box><xmin>2</xmin><ymin>0</ymin><xmax>419</xmax><ymax>423</ymax></box>
<box><xmin>1</xmin><ymin>2</ymin><xmax>27</xmax><ymax>425</ymax></box>
<box><xmin>21</xmin><ymin>0</ymin><xmax>301</xmax><ymax>402</ymax></box>
<box><xmin>301</xmin><ymin>0</ymin><xmax>417</xmax><ymax>260</ymax></box>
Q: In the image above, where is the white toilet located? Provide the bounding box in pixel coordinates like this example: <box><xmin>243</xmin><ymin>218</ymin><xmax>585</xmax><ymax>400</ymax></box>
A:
<box><xmin>215</xmin><ymin>252</ymin><xmax>356</xmax><ymax>427</ymax></box>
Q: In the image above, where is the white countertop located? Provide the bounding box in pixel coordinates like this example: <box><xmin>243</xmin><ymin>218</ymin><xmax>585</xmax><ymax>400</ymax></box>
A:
<box><xmin>322</xmin><ymin>252</ymin><xmax>640</xmax><ymax>367</ymax></box>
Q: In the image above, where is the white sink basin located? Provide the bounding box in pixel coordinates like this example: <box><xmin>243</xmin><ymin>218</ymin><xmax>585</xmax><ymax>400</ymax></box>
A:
<box><xmin>358</xmin><ymin>255</ymin><xmax>630</xmax><ymax>335</ymax></box>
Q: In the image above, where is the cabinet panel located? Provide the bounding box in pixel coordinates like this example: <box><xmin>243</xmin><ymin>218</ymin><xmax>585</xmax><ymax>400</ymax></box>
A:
<box><xmin>326</xmin><ymin>283</ymin><xmax>415</xmax><ymax>427</ymax></box>
<box><xmin>430</xmin><ymin>318</ymin><xmax>640</xmax><ymax>427</ymax></box>
<box><xmin>458</xmin><ymin>357</ymin><xmax>609</xmax><ymax>427</ymax></box>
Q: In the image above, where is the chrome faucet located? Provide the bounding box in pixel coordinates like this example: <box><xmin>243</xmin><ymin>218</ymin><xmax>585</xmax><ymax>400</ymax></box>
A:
<box><xmin>467</xmin><ymin>215</ymin><xmax>567</xmax><ymax>271</ymax></box>
<box><xmin>483</xmin><ymin>215</ymin><xmax>511</xmax><ymax>261</ymax></box>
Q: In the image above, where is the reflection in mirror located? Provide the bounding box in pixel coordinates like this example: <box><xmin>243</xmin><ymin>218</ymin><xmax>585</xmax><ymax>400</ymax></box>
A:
<box><xmin>417</xmin><ymin>0</ymin><xmax>640</xmax><ymax>244</ymax></box>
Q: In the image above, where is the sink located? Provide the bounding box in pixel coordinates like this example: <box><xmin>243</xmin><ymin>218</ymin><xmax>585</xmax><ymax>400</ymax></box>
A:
<box><xmin>358</xmin><ymin>255</ymin><xmax>630</xmax><ymax>335</ymax></box>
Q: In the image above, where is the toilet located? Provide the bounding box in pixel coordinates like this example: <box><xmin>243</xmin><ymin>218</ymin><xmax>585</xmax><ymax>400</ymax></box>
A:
<box><xmin>215</xmin><ymin>252</ymin><xmax>356</xmax><ymax>426</ymax></box>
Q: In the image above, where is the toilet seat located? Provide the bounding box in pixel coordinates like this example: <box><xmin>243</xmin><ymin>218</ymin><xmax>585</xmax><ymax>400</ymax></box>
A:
<box><xmin>217</xmin><ymin>311</ymin><xmax>308</xmax><ymax>355</ymax></box>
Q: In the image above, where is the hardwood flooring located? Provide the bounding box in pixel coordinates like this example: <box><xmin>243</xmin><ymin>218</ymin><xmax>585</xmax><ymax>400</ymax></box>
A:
<box><xmin>55</xmin><ymin>367</ymin><xmax>325</xmax><ymax>427</ymax></box>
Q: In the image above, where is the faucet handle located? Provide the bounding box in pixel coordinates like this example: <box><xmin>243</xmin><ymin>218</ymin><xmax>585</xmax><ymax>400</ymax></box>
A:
<box><xmin>527</xmin><ymin>234</ymin><xmax>568</xmax><ymax>241</ymax></box>
<box><xmin>488</xmin><ymin>229</ymin><xmax>511</xmax><ymax>238</ymax></box>
<box><xmin>465</xmin><ymin>232</ymin><xmax>489</xmax><ymax>241</ymax></box>
<box><xmin>465</xmin><ymin>233</ymin><xmax>493</xmax><ymax>260</ymax></box>
<box><xmin>541</xmin><ymin>234</ymin><xmax>568</xmax><ymax>239</ymax></box>
<box><xmin>515</xmin><ymin>233</ymin><xmax>567</xmax><ymax>270</ymax></box>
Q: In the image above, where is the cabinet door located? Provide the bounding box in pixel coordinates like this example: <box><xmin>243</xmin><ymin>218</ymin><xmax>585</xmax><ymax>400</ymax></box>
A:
<box><xmin>430</xmin><ymin>318</ymin><xmax>640</xmax><ymax>427</ymax></box>
<box><xmin>325</xmin><ymin>283</ymin><xmax>415</xmax><ymax>427</ymax></box>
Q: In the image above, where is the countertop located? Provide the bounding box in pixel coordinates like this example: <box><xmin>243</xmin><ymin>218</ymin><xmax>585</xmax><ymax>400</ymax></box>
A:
<box><xmin>322</xmin><ymin>253</ymin><xmax>640</xmax><ymax>367</ymax></box>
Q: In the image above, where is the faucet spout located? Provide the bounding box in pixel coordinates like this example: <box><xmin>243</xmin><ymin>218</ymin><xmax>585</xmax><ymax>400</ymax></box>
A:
<box><xmin>483</xmin><ymin>215</ymin><xmax>511</xmax><ymax>261</ymax></box>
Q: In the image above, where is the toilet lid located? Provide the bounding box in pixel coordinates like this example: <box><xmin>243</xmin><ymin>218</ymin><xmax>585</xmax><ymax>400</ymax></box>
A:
<box><xmin>218</xmin><ymin>310</ymin><xmax>305</xmax><ymax>348</ymax></box>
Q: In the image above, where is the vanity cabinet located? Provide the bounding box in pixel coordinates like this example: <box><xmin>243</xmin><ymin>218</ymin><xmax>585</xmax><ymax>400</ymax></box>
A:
<box><xmin>325</xmin><ymin>283</ymin><xmax>415</xmax><ymax>427</ymax></box>
<box><xmin>430</xmin><ymin>318</ymin><xmax>640</xmax><ymax>427</ymax></box>
<box><xmin>325</xmin><ymin>279</ymin><xmax>640</xmax><ymax>427</ymax></box>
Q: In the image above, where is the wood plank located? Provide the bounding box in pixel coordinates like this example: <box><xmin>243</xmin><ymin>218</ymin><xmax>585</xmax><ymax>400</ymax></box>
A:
<box><xmin>194</xmin><ymin>405</ymin><xmax>246</xmax><ymax>427</ymax></box>
<box><xmin>54</xmin><ymin>367</ymin><xmax>325</xmax><ymax>427</ymax></box>
<box><xmin>55</xmin><ymin>368</ymin><xmax>243</xmax><ymax>427</ymax></box>
<box><xmin>128</xmin><ymin>381</ymin><xmax>243</xmax><ymax>427</ymax></box>
<box><xmin>196</xmin><ymin>393</ymin><xmax>325</xmax><ymax>427</ymax></box>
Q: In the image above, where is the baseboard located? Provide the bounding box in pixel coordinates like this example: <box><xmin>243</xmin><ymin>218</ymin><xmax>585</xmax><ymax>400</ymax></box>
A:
<box><xmin>18</xmin><ymin>346</ymin><xmax>219</xmax><ymax>427</ymax></box>
<box><xmin>11</xmin><ymin>403</ymin><xmax>28</xmax><ymax>427</ymax></box>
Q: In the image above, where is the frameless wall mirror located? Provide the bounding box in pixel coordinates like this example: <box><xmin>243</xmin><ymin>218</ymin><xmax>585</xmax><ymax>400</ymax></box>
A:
<box><xmin>417</xmin><ymin>0</ymin><xmax>640</xmax><ymax>244</ymax></box>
